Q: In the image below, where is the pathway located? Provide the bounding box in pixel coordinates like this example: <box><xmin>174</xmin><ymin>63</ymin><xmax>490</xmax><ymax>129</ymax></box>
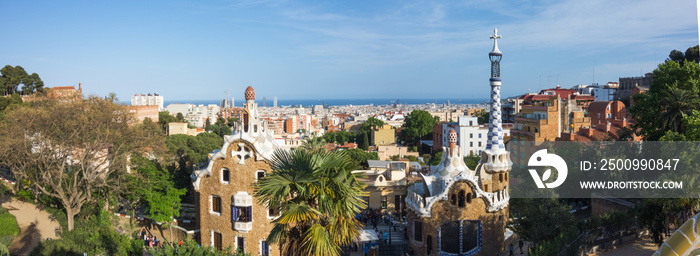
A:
<box><xmin>0</xmin><ymin>196</ymin><xmax>59</xmax><ymax>256</ymax></box>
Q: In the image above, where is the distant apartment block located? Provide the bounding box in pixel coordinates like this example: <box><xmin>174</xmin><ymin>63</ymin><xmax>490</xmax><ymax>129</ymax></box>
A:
<box><xmin>440</xmin><ymin>116</ymin><xmax>512</xmax><ymax>157</ymax></box>
<box><xmin>132</xmin><ymin>93</ymin><xmax>164</xmax><ymax>111</ymax></box>
<box><xmin>128</xmin><ymin>105</ymin><xmax>159</xmax><ymax>123</ymax></box>
<box><xmin>284</xmin><ymin>114</ymin><xmax>316</xmax><ymax>133</ymax></box>
<box><xmin>617</xmin><ymin>73</ymin><xmax>652</xmax><ymax>100</ymax></box>
<box><xmin>371</xmin><ymin>124</ymin><xmax>396</xmax><ymax>146</ymax></box>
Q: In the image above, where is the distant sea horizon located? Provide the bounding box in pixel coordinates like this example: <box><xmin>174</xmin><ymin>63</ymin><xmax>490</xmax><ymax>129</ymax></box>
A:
<box><xmin>147</xmin><ymin>98</ymin><xmax>491</xmax><ymax>107</ymax></box>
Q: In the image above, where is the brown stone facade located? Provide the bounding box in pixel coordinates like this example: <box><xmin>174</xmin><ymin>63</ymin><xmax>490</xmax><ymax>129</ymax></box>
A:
<box><xmin>407</xmin><ymin>181</ymin><xmax>508</xmax><ymax>256</ymax></box>
<box><xmin>196</xmin><ymin>140</ymin><xmax>278</xmax><ymax>256</ymax></box>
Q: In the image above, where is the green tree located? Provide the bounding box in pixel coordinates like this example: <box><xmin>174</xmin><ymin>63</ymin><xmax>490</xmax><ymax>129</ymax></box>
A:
<box><xmin>105</xmin><ymin>92</ymin><xmax>118</xmax><ymax>103</ymax></box>
<box><xmin>360</xmin><ymin>132</ymin><xmax>370</xmax><ymax>150</ymax></box>
<box><xmin>254</xmin><ymin>149</ymin><xmax>366</xmax><ymax>256</ymax></box>
<box><xmin>344</xmin><ymin>148</ymin><xmax>378</xmax><ymax>169</ymax></box>
<box><xmin>685</xmin><ymin>45</ymin><xmax>700</xmax><ymax>64</ymax></box>
<box><xmin>300</xmin><ymin>135</ymin><xmax>327</xmax><ymax>152</ymax></box>
<box><xmin>659</xmin><ymin>87</ymin><xmax>700</xmax><ymax>133</ymax></box>
<box><xmin>205</xmin><ymin>118</ymin><xmax>212</xmax><ymax>132</ymax></box>
<box><xmin>509</xmin><ymin>198</ymin><xmax>575</xmax><ymax>248</ymax></box>
<box><xmin>629</xmin><ymin>60</ymin><xmax>700</xmax><ymax>140</ymax></box>
<box><xmin>127</xmin><ymin>156</ymin><xmax>187</xmax><ymax>241</ymax></box>
<box><xmin>670</xmin><ymin>49</ymin><xmax>685</xmax><ymax>65</ymax></box>
<box><xmin>360</xmin><ymin>117</ymin><xmax>385</xmax><ymax>133</ymax></box>
<box><xmin>473</xmin><ymin>109</ymin><xmax>490</xmax><ymax>124</ymax></box>
<box><xmin>0</xmin><ymin>65</ymin><xmax>44</xmax><ymax>95</ymax></box>
<box><xmin>0</xmin><ymin>97</ymin><xmax>164</xmax><ymax>231</ymax></box>
<box><xmin>401</xmin><ymin>110</ymin><xmax>439</xmax><ymax>144</ymax></box>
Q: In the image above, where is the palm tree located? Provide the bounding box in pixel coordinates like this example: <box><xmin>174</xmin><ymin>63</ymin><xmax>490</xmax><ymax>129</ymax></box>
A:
<box><xmin>254</xmin><ymin>148</ymin><xmax>366</xmax><ymax>256</ymax></box>
<box><xmin>299</xmin><ymin>135</ymin><xmax>327</xmax><ymax>152</ymax></box>
<box><xmin>659</xmin><ymin>86</ymin><xmax>700</xmax><ymax>133</ymax></box>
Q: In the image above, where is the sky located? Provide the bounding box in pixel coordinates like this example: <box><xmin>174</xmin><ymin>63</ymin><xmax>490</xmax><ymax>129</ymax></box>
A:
<box><xmin>1</xmin><ymin>0</ymin><xmax>698</xmax><ymax>101</ymax></box>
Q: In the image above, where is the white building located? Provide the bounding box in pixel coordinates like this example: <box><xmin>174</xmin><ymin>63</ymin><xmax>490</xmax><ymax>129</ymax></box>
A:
<box><xmin>441</xmin><ymin>116</ymin><xmax>511</xmax><ymax>157</ymax></box>
<box><xmin>165</xmin><ymin>103</ymin><xmax>194</xmax><ymax>116</ymax></box>
<box><xmin>164</xmin><ymin>103</ymin><xmax>220</xmax><ymax>128</ymax></box>
<box><xmin>131</xmin><ymin>93</ymin><xmax>164</xmax><ymax>111</ymax></box>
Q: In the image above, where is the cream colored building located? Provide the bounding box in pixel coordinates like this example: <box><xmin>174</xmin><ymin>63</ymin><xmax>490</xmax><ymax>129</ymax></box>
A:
<box><xmin>371</xmin><ymin>124</ymin><xmax>396</xmax><ymax>146</ymax></box>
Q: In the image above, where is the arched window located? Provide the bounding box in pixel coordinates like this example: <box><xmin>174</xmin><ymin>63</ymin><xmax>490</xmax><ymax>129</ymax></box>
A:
<box><xmin>467</xmin><ymin>193</ymin><xmax>472</xmax><ymax>204</ymax></box>
<box><xmin>458</xmin><ymin>190</ymin><xmax>466</xmax><ymax>208</ymax></box>
<box><xmin>499</xmin><ymin>173</ymin><xmax>503</xmax><ymax>182</ymax></box>
<box><xmin>450</xmin><ymin>194</ymin><xmax>456</xmax><ymax>205</ymax></box>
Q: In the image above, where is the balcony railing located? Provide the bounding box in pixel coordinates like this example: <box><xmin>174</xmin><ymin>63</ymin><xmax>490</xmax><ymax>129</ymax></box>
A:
<box><xmin>234</xmin><ymin>221</ymin><xmax>253</xmax><ymax>232</ymax></box>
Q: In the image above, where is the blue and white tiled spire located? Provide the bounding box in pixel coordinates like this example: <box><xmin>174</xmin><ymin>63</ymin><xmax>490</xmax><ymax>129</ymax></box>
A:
<box><xmin>487</xmin><ymin>29</ymin><xmax>505</xmax><ymax>151</ymax></box>
<box><xmin>482</xmin><ymin>29</ymin><xmax>512</xmax><ymax>173</ymax></box>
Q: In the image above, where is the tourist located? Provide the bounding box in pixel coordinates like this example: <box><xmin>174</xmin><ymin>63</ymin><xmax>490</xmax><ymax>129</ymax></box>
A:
<box><xmin>509</xmin><ymin>243</ymin><xmax>514</xmax><ymax>256</ymax></box>
<box><xmin>519</xmin><ymin>239</ymin><xmax>524</xmax><ymax>254</ymax></box>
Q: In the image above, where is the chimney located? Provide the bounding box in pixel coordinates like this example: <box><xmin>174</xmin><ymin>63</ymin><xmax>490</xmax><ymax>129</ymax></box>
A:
<box><xmin>78</xmin><ymin>83</ymin><xmax>82</xmax><ymax>91</ymax></box>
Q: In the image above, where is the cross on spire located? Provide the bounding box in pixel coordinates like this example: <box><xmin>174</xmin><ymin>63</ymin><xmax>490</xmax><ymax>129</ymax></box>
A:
<box><xmin>490</xmin><ymin>28</ymin><xmax>501</xmax><ymax>42</ymax></box>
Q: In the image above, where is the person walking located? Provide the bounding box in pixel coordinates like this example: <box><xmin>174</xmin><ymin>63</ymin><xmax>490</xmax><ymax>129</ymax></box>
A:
<box><xmin>509</xmin><ymin>243</ymin><xmax>514</xmax><ymax>256</ymax></box>
<box><xmin>519</xmin><ymin>238</ymin><xmax>524</xmax><ymax>254</ymax></box>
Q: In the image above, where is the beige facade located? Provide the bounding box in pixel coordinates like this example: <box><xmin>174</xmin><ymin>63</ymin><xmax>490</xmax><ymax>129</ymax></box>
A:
<box><xmin>193</xmin><ymin>86</ymin><xmax>280</xmax><ymax>255</ymax></box>
<box><xmin>371</xmin><ymin>124</ymin><xmax>396</xmax><ymax>146</ymax></box>
<box><xmin>169</xmin><ymin>122</ymin><xmax>188</xmax><ymax>135</ymax></box>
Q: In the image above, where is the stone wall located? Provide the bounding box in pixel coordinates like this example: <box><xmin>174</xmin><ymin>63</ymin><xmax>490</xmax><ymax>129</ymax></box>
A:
<box><xmin>407</xmin><ymin>181</ymin><xmax>508</xmax><ymax>256</ymax></box>
<box><xmin>196</xmin><ymin>140</ymin><xmax>278</xmax><ymax>255</ymax></box>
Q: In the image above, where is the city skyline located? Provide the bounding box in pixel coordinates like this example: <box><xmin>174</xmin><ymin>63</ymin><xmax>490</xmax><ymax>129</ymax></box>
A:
<box><xmin>1</xmin><ymin>0</ymin><xmax>699</xmax><ymax>101</ymax></box>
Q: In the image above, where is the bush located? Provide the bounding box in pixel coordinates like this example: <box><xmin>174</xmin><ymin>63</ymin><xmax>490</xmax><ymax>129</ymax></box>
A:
<box><xmin>0</xmin><ymin>210</ymin><xmax>20</xmax><ymax>247</ymax></box>
<box><xmin>30</xmin><ymin>210</ymin><xmax>142</xmax><ymax>256</ymax></box>
<box><xmin>0</xmin><ymin>183</ymin><xmax>11</xmax><ymax>196</ymax></box>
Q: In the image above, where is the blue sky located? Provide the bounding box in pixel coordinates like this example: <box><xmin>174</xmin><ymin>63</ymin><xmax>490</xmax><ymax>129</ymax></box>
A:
<box><xmin>1</xmin><ymin>0</ymin><xmax>698</xmax><ymax>101</ymax></box>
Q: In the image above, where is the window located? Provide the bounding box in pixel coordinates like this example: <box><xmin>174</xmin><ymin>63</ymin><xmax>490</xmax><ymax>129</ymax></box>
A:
<box><xmin>499</xmin><ymin>173</ymin><xmax>503</xmax><ymax>182</ymax></box>
<box><xmin>458</xmin><ymin>190</ymin><xmax>465</xmax><ymax>208</ymax></box>
<box><xmin>450</xmin><ymin>194</ymin><xmax>456</xmax><ymax>205</ymax></box>
<box><xmin>256</xmin><ymin>170</ymin><xmax>266</xmax><ymax>182</ymax></box>
<box><xmin>607</xmin><ymin>113</ymin><xmax>612</xmax><ymax>119</ymax></box>
<box><xmin>261</xmin><ymin>240</ymin><xmax>270</xmax><ymax>256</ymax></box>
<box><xmin>440</xmin><ymin>220</ymin><xmax>481</xmax><ymax>254</ymax></box>
<box><xmin>467</xmin><ymin>193</ymin><xmax>472</xmax><ymax>204</ymax></box>
<box><xmin>478</xmin><ymin>142</ymin><xmax>481</xmax><ymax>147</ymax></box>
<box><xmin>213</xmin><ymin>231</ymin><xmax>222</xmax><ymax>251</ymax></box>
<box><xmin>470</xmin><ymin>142</ymin><xmax>473</xmax><ymax>147</ymax></box>
<box><xmin>222</xmin><ymin>168</ymin><xmax>230</xmax><ymax>184</ymax></box>
<box><xmin>414</xmin><ymin>221</ymin><xmax>423</xmax><ymax>242</ymax></box>
<box><xmin>597</xmin><ymin>113</ymin><xmax>601</xmax><ymax>118</ymax></box>
<box><xmin>233</xmin><ymin>206</ymin><xmax>252</xmax><ymax>222</ymax></box>
<box><xmin>381</xmin><ymin>196</ymin><xmax>388</xmax><ymax>209</ymax></box>
<box><xmin>268</xmin><ymin>207</ymin><xmax>278</xmax><ymax>218</ymax></box>
<box><xmin>211</xmin><ymin>195</ymin><xmax>222</xmax><ymax>215</ymax></box>
<box><xmin>478</xmin><ymin>133</ymin><xmax>482</xmax><ymax>138</ymax></box>
<box><xmin>469</xmin><ymin>133</ymin><xmax>473</xmax><ymax>138</ymax></box>
<box><xmin>237</xmin><ymin>236</ymin><xmax>245</xmax><ymax>254</ymax></box>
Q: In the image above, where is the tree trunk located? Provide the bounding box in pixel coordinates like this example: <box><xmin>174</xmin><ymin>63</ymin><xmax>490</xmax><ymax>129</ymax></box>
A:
<box><xmin>66</xmin><ymin>207</ymin><xmax>76</xmax><ymax>231</ymax></box>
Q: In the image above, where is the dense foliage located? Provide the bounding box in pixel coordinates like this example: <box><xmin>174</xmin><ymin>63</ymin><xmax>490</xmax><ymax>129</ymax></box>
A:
<box><xmin>30</xmin><ymin>210</ymin><xmax>142</xmax><ymax>256</ymax></box>
<box><xmin>400</xmin><ymin>110</ymin><xmax>439</xmax><ymax>144</ymax></box>
<box><xmin>147</xmin><ymin>239</ymin><xmax>249</xmax><ymax>256</ymax></box>
<box><xmin>254</xmin><ymin>149</ymin><xmax>366</xmax><ymax>256</ymax></box>
<box><xmin>0</xmin><ymin>65</ymin><xmax>44</xmax><ymax>95</ymax></box>
<box><xmin>0</xmin><ymin>97</ymin><xmax>165</xmax><ymax>231</ymax></box>
<box><xmin>0</xmin><ymin>206</ymin><xmax>19</xmax><ymax>251</ymax></box>
<box><xmin>629</xmin><ymin>59</ymin><xmax>700</xmax><ymax>140</ymax></box>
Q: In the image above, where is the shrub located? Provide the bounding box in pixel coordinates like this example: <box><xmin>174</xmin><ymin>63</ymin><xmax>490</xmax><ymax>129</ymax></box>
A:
<box><xmin>0</xmin><ymin>211</ymin><xmax>20</xmax><ymax>247</ymax></box>
<box><xmin>30</xmin><ymin>210</ymin><xmax>142</xmax><ymax>256</ymax></box>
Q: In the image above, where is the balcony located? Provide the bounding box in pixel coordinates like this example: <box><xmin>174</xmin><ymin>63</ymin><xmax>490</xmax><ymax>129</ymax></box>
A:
<box><xmin>234</xmin><ymin>221</ymin><xmax>253</xmax><ymax>232</ymax></box>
